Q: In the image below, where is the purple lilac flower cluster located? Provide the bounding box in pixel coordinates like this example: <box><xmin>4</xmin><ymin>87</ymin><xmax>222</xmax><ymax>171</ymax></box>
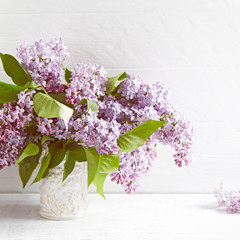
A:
<box><xmin>0</xmin><ymin>90</ymin><xmax>35</xmax><ymax>169</ymax></box>
<box><xmin>215</xmin><ymin>185</ymin><xmax>240</xmax><ymax>213</ymax></box>
<box><xmin>36</xmin><ymin>111</ymin><xmax>120</xmax><ymax>155</ymax></box>
<box><xmin>0</xmin><ymin>38</ymin><xmax>194</xmax><ymax>193</ymax></box>
<box><xmin>111</xmin><ymin>138</ymin><xmax>157</xmax><ymax>193</ymax></box>
<box><xmin>66</xmin><ymin>63</ymin><xmax>107</xmax><ymax>106</ymax></box>
<box><xmin>17</xmin><ymin>38</ymin><xmax>68</xmax><ymax>93</ymax></box>
<box><xmin>102</xmin><ymin>74</ymin><xmax>194</xmax><ymax>192</ymax></box>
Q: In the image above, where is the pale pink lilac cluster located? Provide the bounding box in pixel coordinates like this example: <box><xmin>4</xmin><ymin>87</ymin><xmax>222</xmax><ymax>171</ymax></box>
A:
<box><xmin>66</xmin><ymin>63</ymin><xmax>107</xmax><ymax>107</ymax></box>
<box><xmin>111</xmin><ymin>138</ymin><xmax>157</xmax><ymax>193</ymax></box>
<box><xmin>109</xmin><ymin>74</ymin><xmax>194</xmax><ymax>167</ymax></box>
<box><xmin>105</xmin><ymin>75</ymin><xmax>194</xmax><ymax>192</ymax></box>
<box><xmin>0</xmin><ymin>38</ymin><xmax>194</xmax><ymax>193</ymax></box>
<box><xmin>17</xmin><ymin>38</ymin><xmax>68</xmax><ymax>93</ymax></box>
<box><xmin>0</xmin><ymin>90</ymin><xmax>35</xmax><ymax>169</ymax></box>
<box><xmin>36</xmin><ymin>111</ymin><xmax>120</xmax><ymax>155</ymax></box>
<box><xmin>69</xmin><ymin>111</ymin><xmax>120</xmax><ymax>155</ymax></box>
<box><xmin>215</xmin><ymin>186</ymin><xmax>240</xmax><ymax>213</ymax></box>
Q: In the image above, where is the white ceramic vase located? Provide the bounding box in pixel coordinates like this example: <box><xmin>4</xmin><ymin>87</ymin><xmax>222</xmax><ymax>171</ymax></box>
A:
<box><xmin>39</xmin><ymin>161</ymin><xmax>88</xmax><ymax>220</ymax></box>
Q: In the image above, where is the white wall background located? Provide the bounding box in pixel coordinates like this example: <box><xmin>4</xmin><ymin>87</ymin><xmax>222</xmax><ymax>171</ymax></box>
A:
<box><xmin>0</xmin><ymin>0</ymin><xmax>240</xmax><ymax>193</ymax></box>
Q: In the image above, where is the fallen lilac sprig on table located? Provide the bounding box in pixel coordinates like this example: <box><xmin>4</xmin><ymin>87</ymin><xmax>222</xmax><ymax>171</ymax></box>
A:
<box><xmin>214</xmin><ymin>184</ymin><xmax>240</xmax><ymax>213</ymax></box>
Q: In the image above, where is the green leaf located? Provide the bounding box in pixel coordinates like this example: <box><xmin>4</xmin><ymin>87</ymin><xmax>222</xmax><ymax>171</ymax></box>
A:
<box><xmin>49</xmin><ymin>92</ymin><xmax>72</xmax><ymax>107</ymax></box>
<box><xmin>93</xmin><ymin>172</ymin><xmax>108</xmax><ymax>199</ymax></box>
<box><xmin>64</xmin><ymin>68</ymin><xmax>72</xmax><ymax>83</ymax></box>
<box><xmin>41</xmin><ymin>135</ymin><xmax>55</xmax><ymax>145</ymax></box>
<box><xmin>0</xmin><ymin>53</ymin><xmax>32</xmax><ymax>86</ymax></box>
<box><xmin>98</xmin><ymin>154</ymin><xmax>119</xmax><ymax>173</ymax></box>
<box><xmin>16</xmin><ymin>142</ymin><xmax>39</xmax><ymax>165</ymax></box>
<box><xmin>28</xmin><ymin>81</ymin><xmax>39</xmax><ymax>89</ymax></box>
<box><xmin>79</xmin><ymin>98</ymin><xmax>98</xmax><ymax>114</ymax></box>
<box><xmin>33</xmin><ymin>92</ymin><xmax>73</xmax><ymax>130</ymax></box>
<box><xmin>32</xmin><ymin>153</ymin><xmax>51</xmax><ymax>183</ymax></box>
<box><xmin>65</xmin><ymin>142</ymin><xmax>87</xmax><ymax>162</ymax></box>
<box><xmin>117</xmin><ymin>120</ymin><xmax>167</xmax><ymax>152</ymax></box>
<box><xmin>84</xmin><ymin>147</ymin><xmax>100</xmax><ymax>187</ymax></box>
<box><xmin>48</xmin><ymin>141</ymin><xmax>66</xmax><ymax>169</ymax></box>
<box><xmin>0</xmin><ymin>81</ymin><xmax>28</xmax><ymax>103</ymax></box>
<box><xmin>92</xmin><ymin>154</ymin><xmax>119</xmax><ymax>199</ymax></box>
<box><xmin>106</xmin><ymin>72</ymin><xmax>127</xmax><ymax>95</ymax></box>
<box><xmin>42</xmin><ymin>169</ymin><xmax>49</xmax><ymax>179</ymax></box>
<box><xmin>18</xmin><ymin>145</ymin><xmax>42</xmax><ymax>188</ymax></box>
<box><xmin>63</xmin><ymin>150</ymin><xmax>76</xmax><ymax>181</ymax></box>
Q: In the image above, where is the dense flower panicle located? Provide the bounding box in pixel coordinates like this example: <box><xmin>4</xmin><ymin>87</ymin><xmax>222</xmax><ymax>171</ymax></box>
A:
<box><xmin>215</xmin><ymin>186</ymin><xmax>240</xmax><ymax>213</ymax></box>
<box><xmin>0</xmin><ymin>129</ymin><xmax>28</xmax><ymax>169</ymax></box>
<box><xmin>110</xmin><ymin>138</ymin><xmax>158</xmax><ymax>193</ymax></box>
<box><xmin>37</xmin><ymin>110</ymin><xmax>120</xmax><ymax>154</ymax></box>
<box><xmin>37</xmin><ymin>111</ymin><xmax>120</xmax><ymax>155</ymax></box>
<box><xmin>66</xmin><ymin>63</ymin><xmax>107</xmax><ymax>106</ymax></box>
<box><xmin>100</xmin><ymin>95</ymin><xmax>132</xmax><ymax>123</ymax></box>
<box><xmin>0</xmin><ymin>90</ymin><xmax>35</xmax><ymax>130</ymax></box>
<box><xmin>36</xmin><ymin>117</ymin><xmax>69</xmax><ymax>140</ymax></box>
<box><xmin>0</xmin><ymin>90</ymin><xmax>35</xmax><ymax>168</ymax></box>
<box><xmin>111</xmin><ymin>74</ymin><xmax>194</xmax><ymax>167</ymax></box>
<box><xmin>104</xmin><ymin>74</ymin><xmax>194</xmax><ymax>192</ymax></box>
<box><xmin>153</xmin><ymin>104</ymin><xmax>194</xmax><ymax>167</ymax></box>
<box><xmin>17</xmin><ymin>38</ymin><xmax>68</xmax><ymax>92</ymax></box>
<box><xmin>117</xmin><ymin>74</ymin><xmax>170</xmax><ymax>107</ymax></box>
<box><xmin>70</xmin><ymin>111</ymin><xmax>120</xmax><ymax>155</ymax></box>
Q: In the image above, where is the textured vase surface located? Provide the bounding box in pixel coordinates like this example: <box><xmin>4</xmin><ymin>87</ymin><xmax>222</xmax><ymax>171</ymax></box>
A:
<box><xmin>39</xmin><ymin>161</ymin><xmax>88</xmax><ymax>220</ymax></box>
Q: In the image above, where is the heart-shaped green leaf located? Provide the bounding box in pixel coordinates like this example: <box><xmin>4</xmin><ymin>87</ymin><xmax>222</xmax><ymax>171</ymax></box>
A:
<box><xmin>48</xmin><ymin>141</ymin><xmax>66</xmax><ymax>169</ymax></box>
<box><xmin>106</xmin><ymin>72</ymin><xmax>127</xmax><ymax>95</ymax></box>
<box><xmin>18</xmin><ymin>145</ymin><xmax>42</xmax><ymax>188</ymax></box>
<box><xmin>33</xmin><ymin>92</ymin><xmax>73</xmax><ymax>130</ymax></box>
<box><xmin>32</xmin><ymin>153</ymin><xmax>51</xmax><ymax>183</ymax></box>
<box><xmin>117</xmin><ymin>120</ymin><xmax>167</xmax><ymax>152</ymax></box>
<box><xmin>0</xmin><ymin>81</ymin><xmax>28</xmax><ymax>103</ymax></box>
<box><xmin>65</xmin><ymin>142</ymin><xmax>86</xmax><ymax>162</ymax></box>
<box><xmin>49</xmin><ymin>92</ymin><xmax>72</xmax><ymax>107</ymax></box>
<box><xmin>98</xmin><ymin>154</ymin><xmax>119</xmax><ymax>173</ymax></box>
<box><xmin>16</xmin><ymin>142</ymin><xmax>39</xmax><ymax>165</ymax></box>
<box><xmin>0</xmin><ymin>53</ymin><xmax>32</xmax><ymax>86</ymax></box>
<box><xmin>84</xmin><ymin>147</ymin><xmax>100</xmax><ymax>187</ymax></box>
<box><xmin>63</xmin><ymin>150</ymin><xmax>76</xmax><ymax>181</ymax></box>
<box><xmin>62</xmin><ymin>142</ymin><xmax>87</xmax><ymax>181</ymax></box>
<box><xmin>93</xmin><ymin>172</ymin><xmax>108</xmax><ymax>199</ymax></box>
<box><xmin>92</xmin><ymin>154</ymin><xmax>120</xmax><ymax>199</ymax></box>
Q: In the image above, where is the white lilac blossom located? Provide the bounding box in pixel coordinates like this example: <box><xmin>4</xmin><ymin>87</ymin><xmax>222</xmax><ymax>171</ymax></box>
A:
<box><xmin>0</xmin><ymin>38</ymin><xmax>194</xmax><ymax>194</ymax></box>
<box><xmin>17</xmin><ymin>38</ymin><xmax>68</xmax><ymax>92</ymax></box>
<box><xmin>215</xmin><ymin>185</ymin><xmax>240</xmax><ymax>213</ymax></box>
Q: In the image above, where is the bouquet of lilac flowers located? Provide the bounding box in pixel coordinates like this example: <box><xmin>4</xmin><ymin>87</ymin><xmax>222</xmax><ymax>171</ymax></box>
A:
<box><xmin>0</xmin><ymin>38</ymin><xmax>194</xmax><ymax>197</ymax></box>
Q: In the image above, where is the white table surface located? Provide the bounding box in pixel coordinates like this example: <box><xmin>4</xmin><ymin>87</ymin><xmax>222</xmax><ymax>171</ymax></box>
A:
<box><xmin>0</xmin><ymin>193</ymin><xmax>238</xmax><ymax>240</ymax></box>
